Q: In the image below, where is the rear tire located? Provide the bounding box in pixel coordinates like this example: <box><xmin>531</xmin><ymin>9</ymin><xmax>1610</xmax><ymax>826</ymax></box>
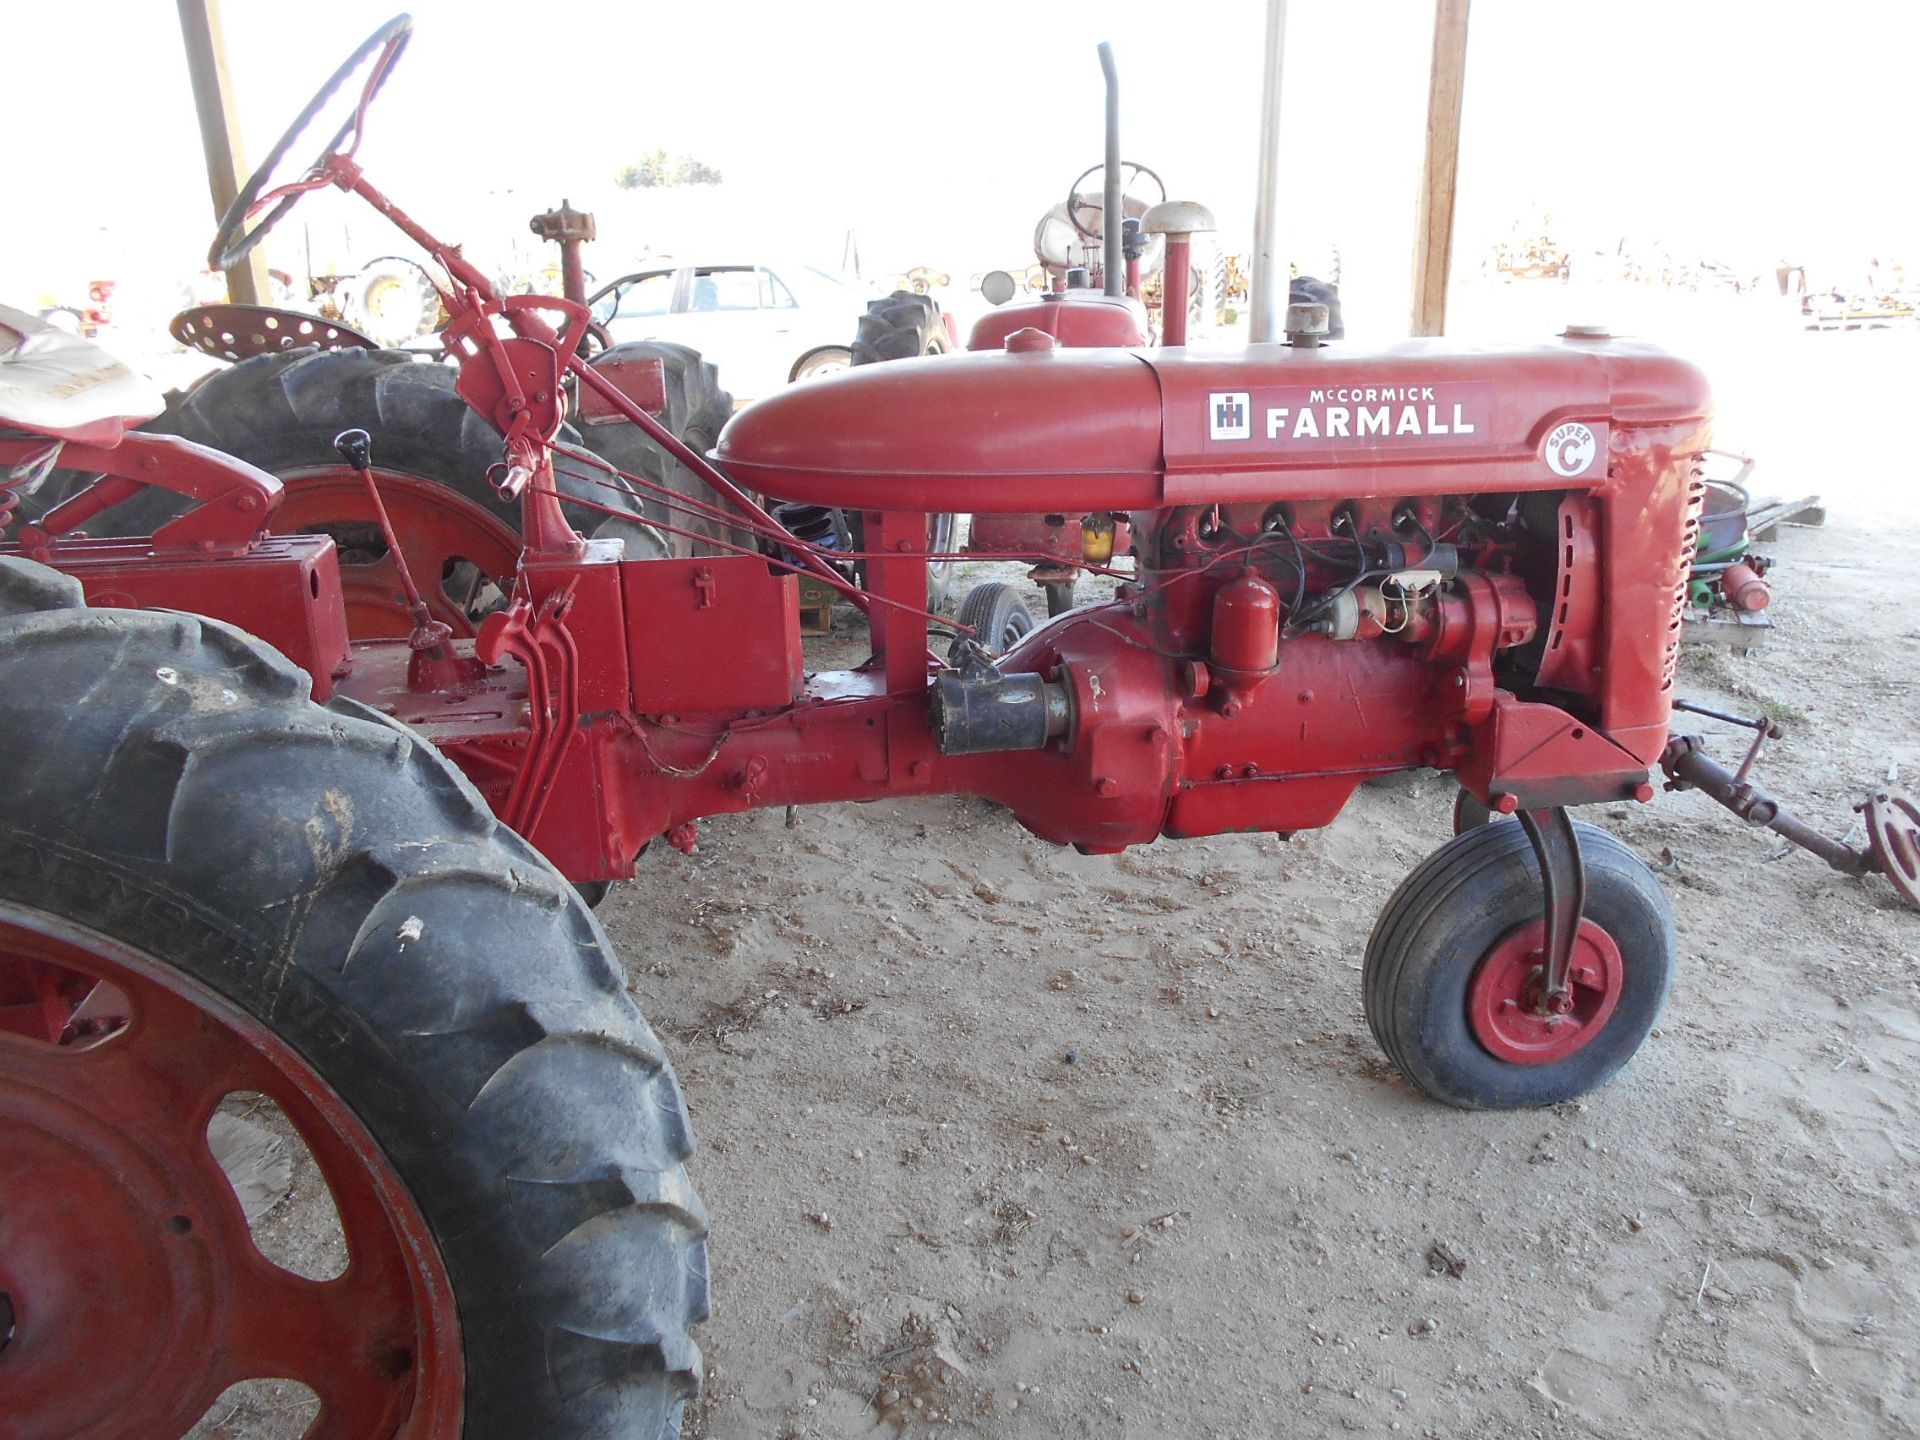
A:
<box><xmin>850</xmin><ymin>290</ymin><xmax>959</xmax><ymax>606</ymax></box>
<box><xmin>1362</xmin><ymin>820</ymin><xmax>1675</xmax><ymax>1109</ymax></box>
<box><xmin>852</xmin><ymin>290</ymin><xmax>950</xmax><ymax>363</ymax></box>
<box><xmin>573</xmin><ymin>339</ymin><xmax>742</xmax><ymax>557</ymax></box>
<box><xmin>35</xmin><ymin>348</ymin><xmax>659</xmax><ymax>635</ymax></box>
<box><xmin>0</xmin><ymin>557</ymin><xmax>707</xmax><ymax>1437</ymax></box>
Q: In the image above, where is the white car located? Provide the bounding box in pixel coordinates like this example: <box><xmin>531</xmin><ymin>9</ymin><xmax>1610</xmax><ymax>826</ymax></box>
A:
<box><xmin>587</xmin><ymin>261</ymin><xmax>873</xmax><ymax>402</ymax></box>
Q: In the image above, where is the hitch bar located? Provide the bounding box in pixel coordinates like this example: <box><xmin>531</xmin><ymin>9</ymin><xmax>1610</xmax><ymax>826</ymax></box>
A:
<box><xmin>1662</xmin><ymin>699</ymin><xmax>1872</xmax><ymax>875</ymax></box>
<box><xmin>1661</xmin><ymin>732</ymin><xmax>1873</xmax><ymax>877</ymax></box>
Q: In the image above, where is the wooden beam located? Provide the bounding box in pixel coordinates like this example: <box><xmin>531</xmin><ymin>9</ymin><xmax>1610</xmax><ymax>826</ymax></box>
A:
<box><xmin>176</xmin><ymin>0</ymin><xmax>271</xmax><ymax>305</ymax></box>
<box><xmin>1410</xmin><ymin>0</ymin><xmax>1470</xmax><ymax>336</ymax></box>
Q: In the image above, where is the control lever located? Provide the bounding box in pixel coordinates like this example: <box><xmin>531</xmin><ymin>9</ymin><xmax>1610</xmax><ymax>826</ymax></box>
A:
<box><xmin>333</xmin><ymin>427</ymin><xmax>374</xmax><ymax>472</ymax></box>
<box><xmin>331</xmin><ymin>427</ymin><xmax>453</xmax><ymax>663</ymax></box>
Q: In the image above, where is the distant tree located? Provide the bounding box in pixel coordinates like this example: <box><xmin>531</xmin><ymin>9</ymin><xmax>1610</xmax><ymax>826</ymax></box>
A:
<box><xmin>615</xmin><ymin>149</ymin><xmax>722</xmax><ymax>190</ymax></box>
<box><xmin>673</xmin><ymin>156</ymin><xmax>724</xmax><ymax>186</ymax></box>
<box><xmin>615</xmin><ymin>149</ymin><xmax>669</xmax><ymax>190</ymax></box>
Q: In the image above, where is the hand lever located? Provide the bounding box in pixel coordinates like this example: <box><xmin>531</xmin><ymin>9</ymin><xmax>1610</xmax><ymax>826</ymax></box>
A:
<box><xmin>333</xmin><ymin>428</ymin><xmax>374</xmax><ymax>471</ymax></box>
<box><xmin>330</xmin><ymin>427</ymin><xmax>449</xmax><ymax>661</ymax></box>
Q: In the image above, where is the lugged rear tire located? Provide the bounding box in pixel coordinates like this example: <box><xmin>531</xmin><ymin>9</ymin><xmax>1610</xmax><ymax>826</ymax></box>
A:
<box><xmin>574</xmin><ymin>339</ymin><xmax>743</xmax><ymax>556</ymax></box>
<box><xmin>43</xmin><ymin>347</ymin><xmax>640</xmax><ymax>543</ymax></box>
<box><xmin>852</xmin><ymin>290</ymin><xmax>950</xmax><ymax>363</ymax></box>
<box><xmin>850</xmin><ymin>290</ymin><xmax>959</xmax><ymax>606</ymax></box>
<box><xmin>0</xmin><ymin>557</ymin><xmax>707</xmax><ymax>1437</ymax></box>
<box><xmin>29</xmin><ymin>348</ymin><xmax>662</xmax><ymax>638</ymax></box>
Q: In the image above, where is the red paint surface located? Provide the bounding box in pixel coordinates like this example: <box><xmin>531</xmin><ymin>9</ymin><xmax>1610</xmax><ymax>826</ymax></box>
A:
<box><xmin>0</xmin><ymin>908</ymin><xmax>462</xmax><ymax>1436</ymax></box>
<box><xmin>1467</xmin><ymin>919</ymin><xmax>1625</xmax><ymax>1064</ymax></box>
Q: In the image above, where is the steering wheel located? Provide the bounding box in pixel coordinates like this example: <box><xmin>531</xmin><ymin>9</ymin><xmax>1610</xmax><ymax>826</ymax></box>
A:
<box><xmin>208</xmin><ymin>14</ymin><xmax>412</xmax><ymax>271</ymax></box>
<box><xmin>1065</xmin><ymin>160</ymin><xmax>1166</xmax><ymax>244</ymax></box>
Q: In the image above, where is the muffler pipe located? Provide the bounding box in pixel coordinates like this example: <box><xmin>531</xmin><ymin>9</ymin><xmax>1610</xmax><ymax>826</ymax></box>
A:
<box><xmin>1249</xmin><ymin>0</ymin><xmax>1289</xmax><ymax>342</ymax></box>
<box><xmin>1098</xmin><ymin>42</ymin><xmax>1123</xmax><ymax>298</ymax></box>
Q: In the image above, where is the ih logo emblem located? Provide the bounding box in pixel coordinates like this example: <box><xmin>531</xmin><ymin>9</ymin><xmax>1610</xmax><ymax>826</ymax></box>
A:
<box><xmin>1209</xmin><ymin>392</ymin><xmax>1251</xmax><ymax>440</ymax></box>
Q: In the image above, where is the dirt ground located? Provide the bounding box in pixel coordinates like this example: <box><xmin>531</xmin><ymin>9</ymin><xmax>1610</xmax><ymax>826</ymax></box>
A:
<box><xmin>179</xmin><ymin>309</ymin><xmax>1918</xmax><ymax>1439</ymax></box>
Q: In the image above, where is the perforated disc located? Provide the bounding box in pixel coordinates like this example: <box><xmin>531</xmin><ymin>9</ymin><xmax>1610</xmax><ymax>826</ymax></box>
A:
<box><xmin>1863</xmin><ymin>789</ymin><xmax>1920</xmax><ymax>911</ymax></box>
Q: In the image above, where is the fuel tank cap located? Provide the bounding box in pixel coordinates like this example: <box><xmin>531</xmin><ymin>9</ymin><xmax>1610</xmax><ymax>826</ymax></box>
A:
<box><xmin>1004</xmin><ymin>328</ymin><xmax>1058</xmax><ymax>353</ymax></box>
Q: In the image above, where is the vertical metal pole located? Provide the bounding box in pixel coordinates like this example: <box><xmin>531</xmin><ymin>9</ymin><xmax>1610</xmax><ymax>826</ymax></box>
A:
<box><xmin>176</xmin><ymin>0</ymin><xmax>271</xmax><ymax>304</ymax></box>
<box><xmin>1411</xmin><ymin>0</ymin><xmax>1471</xmax><ymax>336</ymax></box>
<box><xmin>1097</xmin><ymin>44</ymin><xmax>1124</xmax><ymax>298</ymax></box>
<box><xmin>1161</xmin><ymin>236</ymin><xmax>1191</xmax><ymax>346</ymax></box>
<box><xmin>1248</xmin><ymin>0</ymin><xmax>1289</xmax><ymax>343</ymax></box>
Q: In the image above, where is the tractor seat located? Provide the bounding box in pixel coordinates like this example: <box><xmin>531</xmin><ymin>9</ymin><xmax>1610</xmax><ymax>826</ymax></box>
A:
<box><xmin>0</xmin><ymin>303</ymin><xmax>165</xmax><ymax>447</ymax></box>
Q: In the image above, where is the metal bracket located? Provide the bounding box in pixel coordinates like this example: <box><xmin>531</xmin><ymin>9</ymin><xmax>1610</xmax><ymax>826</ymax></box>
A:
<box><xmin>1517</xmin><ymin>807</ymin><xmax>1586</xmax><ymax>1016</ymax></box>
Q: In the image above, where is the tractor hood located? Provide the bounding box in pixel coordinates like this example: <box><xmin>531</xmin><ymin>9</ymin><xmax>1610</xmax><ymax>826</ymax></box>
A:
<box><xmin>713</xmin><ymin>336</ymin><xmax>1711</xmax><ymax>513</ymax></box>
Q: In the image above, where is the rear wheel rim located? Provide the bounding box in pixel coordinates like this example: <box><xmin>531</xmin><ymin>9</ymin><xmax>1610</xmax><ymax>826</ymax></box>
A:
<box><xmin>274</xmin><ymin>466</ymin><xmax>522</xmax><ymax>639</ymax></box>
<box><xmin>0</xmin><ymin>903</ymin><xmax>462</xmax><ymax>1439</ymax></box>
<box><xmin>796</xmin><ymin>352</ymin><xmax>849</xmax><ymax>381</ymax></box>
<box><xmin>1466</xmin><ymin>918</ymin><xmax>1624</xmax><ymax>1065</ymax></box>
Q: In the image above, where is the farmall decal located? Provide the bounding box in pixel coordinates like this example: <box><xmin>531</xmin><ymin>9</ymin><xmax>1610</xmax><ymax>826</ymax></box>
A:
<box><xmin>1206</xmin><ymin>382</ymin><xmax>1493</xmax><ymax>448</ymax></box>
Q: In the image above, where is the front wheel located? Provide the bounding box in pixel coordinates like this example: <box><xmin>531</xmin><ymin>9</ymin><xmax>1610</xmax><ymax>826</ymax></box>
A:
<box><xmin>1362</xmin><ymin>820</ymin><xmax>1675</xmax><ymax>1109</ymax></box>
<box><xmin>955</xmin><ymin>580</ymin><xmax>1036</xmax><ymax>656</ymax></box>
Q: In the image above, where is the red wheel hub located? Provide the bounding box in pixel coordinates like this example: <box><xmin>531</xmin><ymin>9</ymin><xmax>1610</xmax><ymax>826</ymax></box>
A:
<box><xmin>1467</xmin><ymin>919</ymin><xmax>1624</xmax><ymax>1065</ymax></box>
<box><xmin>0</xmin><ymin>906</ymin><xmax>462</xmax><ymax>1439</ymax></box>
<box><xmin>273</xmin><ymin>466</ymin><xmax>521</xmax><ymax>640</ymax></box>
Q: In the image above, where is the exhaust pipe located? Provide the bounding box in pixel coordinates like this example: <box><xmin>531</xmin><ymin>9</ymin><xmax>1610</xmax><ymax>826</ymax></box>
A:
<box><xmin>1098</xmin><ymin>42</ymin><xmax>1123</xmax><ymax>298</ymax></box>
<box><xmin>1249</xmin><ymin>0</ymin><xmax>1289</xmax><ymax>342</ymax></box>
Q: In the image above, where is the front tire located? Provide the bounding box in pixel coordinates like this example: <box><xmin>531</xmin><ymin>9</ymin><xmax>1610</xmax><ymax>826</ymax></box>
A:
<box><xmin>0</xmin><ymin>558</ymin><xmax>707</xmax><ymax>1437</ymax></box>
<box><xmin>954</xmin><ymin>580</ymin><xmax>1036</xmax><ymax>656</ymax></box>
<box><xmin>1362</xmin><ymin>820</ymin><xmax>1675</xmax><ymax>1109</ymax></box>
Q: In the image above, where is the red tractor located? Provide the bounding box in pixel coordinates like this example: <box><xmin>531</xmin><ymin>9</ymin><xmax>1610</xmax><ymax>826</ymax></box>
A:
<box><xmin>6</xmin><ymin>15</ymin><xmax>1916</xmax><ymax>1440</ymax></box>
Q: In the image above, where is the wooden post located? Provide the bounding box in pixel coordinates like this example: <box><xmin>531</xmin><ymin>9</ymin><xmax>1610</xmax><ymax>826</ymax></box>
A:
<box><xmin>1410</xmin><ymin>0</ymin><xmax>1470</xmax><ymax>337</ymax></box>
<box><xmin>176</xmin><ymin>0</ymin><xmax>271</xmax><ymax>305</ymax></box>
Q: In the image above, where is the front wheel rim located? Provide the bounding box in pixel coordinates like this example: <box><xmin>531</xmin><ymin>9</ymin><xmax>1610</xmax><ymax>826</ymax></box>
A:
<box><xmin>0</xmin><ymin>903</ymin><xmax>463</xmax><ymax>1438</ymax></box>
<box><xmin>1466</xmin><ymin>918</ymin><xmax>1624</xmax><ymax>1065</ymax></box>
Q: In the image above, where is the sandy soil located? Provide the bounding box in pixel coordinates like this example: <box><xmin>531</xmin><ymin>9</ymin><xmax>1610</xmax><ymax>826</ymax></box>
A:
<box><xmin>178</xmin><ymin>310</ymin><xmax>1917</xmax><ymax>1439</ymax></box>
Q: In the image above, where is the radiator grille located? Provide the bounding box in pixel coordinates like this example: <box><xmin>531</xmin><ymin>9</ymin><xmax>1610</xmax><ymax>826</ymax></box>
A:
<box><xmin>1660</xmin><ymin>464</ymin><xmax>1707</xmax><ymax>695</ymax></box>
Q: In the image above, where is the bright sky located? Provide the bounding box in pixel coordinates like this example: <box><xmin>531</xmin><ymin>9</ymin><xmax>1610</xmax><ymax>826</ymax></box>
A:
<box><xmin>7</xmin><ymin>0</ymin><xmax>1916</xmax><ymax>338</ymax></box>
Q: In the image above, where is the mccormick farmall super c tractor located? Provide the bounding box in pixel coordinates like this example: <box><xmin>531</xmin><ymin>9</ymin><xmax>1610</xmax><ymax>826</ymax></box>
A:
<box><xmin>6</xmin><ymin>14</ymin><xmax>1919</xmax><ymax>1440</ymax></box>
